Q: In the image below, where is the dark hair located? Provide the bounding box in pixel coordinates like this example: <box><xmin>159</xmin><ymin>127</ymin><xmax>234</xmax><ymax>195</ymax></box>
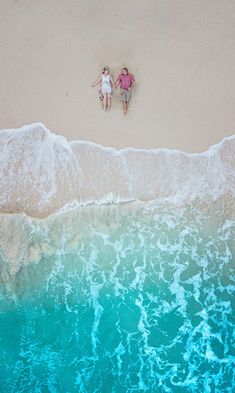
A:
<box><xmin>122</xmin><ymin>67</ymin><xmax>128</xmax><ymax>73</ymax></box>
<box><xmin>103</xmin><ymin>66</ymin><xmax>110</xmax><ymax>73</ymax></box>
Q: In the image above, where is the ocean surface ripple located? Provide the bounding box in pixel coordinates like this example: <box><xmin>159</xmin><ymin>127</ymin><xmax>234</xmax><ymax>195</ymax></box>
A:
<box><xmin>0</xmin><ymin>123</ymin><xmax>234</xmax><ymax>392</ymax></box>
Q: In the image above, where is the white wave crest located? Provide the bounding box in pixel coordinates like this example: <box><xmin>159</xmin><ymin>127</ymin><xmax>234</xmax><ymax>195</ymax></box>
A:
<box><xmin>0</xmin><ymin>122</ymin><xmax>234</xmax><ymax>217</ymax></box>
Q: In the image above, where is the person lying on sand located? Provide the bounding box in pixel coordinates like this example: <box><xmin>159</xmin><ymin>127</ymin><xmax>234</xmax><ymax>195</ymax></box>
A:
<box><xmin>115</xmin><ymin>67</ymin><xmax>135</xmax><ymax>115</ymax></box>
<box><xmin>92</xmin><ymin>66</ymin><xmax>115</xmax><ymax>111</ymax></box>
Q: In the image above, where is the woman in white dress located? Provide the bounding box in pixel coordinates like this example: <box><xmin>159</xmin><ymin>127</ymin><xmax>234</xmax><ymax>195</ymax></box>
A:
<box><xmin>92</xmin><ymin>66</ymin><xmax>115</xmax><ymax>111</ymax></box>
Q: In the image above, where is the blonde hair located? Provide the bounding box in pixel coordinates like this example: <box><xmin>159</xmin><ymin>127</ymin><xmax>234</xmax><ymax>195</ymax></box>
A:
<box><xmin>102</xmin><ymin>66</ymin><xmax>110</xmax><ymax>73</ymax></box>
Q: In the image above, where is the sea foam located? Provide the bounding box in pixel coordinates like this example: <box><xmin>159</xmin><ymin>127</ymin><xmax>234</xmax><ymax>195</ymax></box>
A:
<box><xmin>0</xmin><ymin>124</ymin><xmax>234</xmax><ymax>391</ymax></box>
<box><xmin>0</xmin><ymin>122</ymin><xmax>234</xmax><ymax>218</ymax></box>
<box><xmin>0</xmin><ymin>123</ymin><xmax>234</xmax><ymax>276</ymax></box>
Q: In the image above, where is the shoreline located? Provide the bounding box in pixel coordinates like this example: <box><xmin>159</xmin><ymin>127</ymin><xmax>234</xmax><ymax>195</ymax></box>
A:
<box><xmin>0</xmin><ymin>122</ymin><xmax>234</xmax><ymax>219</ymax></box>
<box><xmin>0</xmin><ymin>1</ymin><xmax>234</xmax><ymax>152</ymax></box>
<box><xmin>2</xmin><ymin>121</ymin><xmax>235</xmax><ymax>155</ymax></box>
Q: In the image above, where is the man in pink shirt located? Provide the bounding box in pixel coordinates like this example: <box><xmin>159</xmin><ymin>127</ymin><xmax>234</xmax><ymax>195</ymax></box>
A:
<box><xmin>115</xmin><ymin>67</ymin><xmax>135</xmax><ymax>115</ymax></box>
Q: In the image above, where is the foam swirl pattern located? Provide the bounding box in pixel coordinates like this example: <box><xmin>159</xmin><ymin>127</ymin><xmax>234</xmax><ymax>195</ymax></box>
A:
<box><xmin>0</xmin><ymin>123</ymin><xmax>234</xmax><ymax>392</ymax></box>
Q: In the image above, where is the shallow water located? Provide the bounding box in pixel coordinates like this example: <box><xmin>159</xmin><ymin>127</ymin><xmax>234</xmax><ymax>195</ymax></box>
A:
<box><xmin>0</xmin><ymin>123</ymin><xmax>234</xmax><ymax>391</ymax></box>
<box><xmin>0</xmin><ymin>202</ymin><xmax>234</xmax><ymax>393</ymax></box>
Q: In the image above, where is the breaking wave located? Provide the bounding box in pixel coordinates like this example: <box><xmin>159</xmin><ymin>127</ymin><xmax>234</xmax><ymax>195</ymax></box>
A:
<box><xmin>0</xmin><ymin>122</ymin><xmax>234</xmax><ymax>217</ymax></box>
<box><xmin>0</xmin><ymin>123</ymin><xmax>234</xmax><ymax>392</ymax></box>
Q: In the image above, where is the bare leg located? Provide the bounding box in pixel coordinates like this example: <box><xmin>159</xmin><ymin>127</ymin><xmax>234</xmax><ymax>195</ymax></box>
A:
<box><xmin>123</xmin><ymin>101</ymin><xmax>128</xmax><ymax>115</ymax></box>
<box><xmin>107</xmin><ymin>94</ymin><xmax>111</xmax><ymax>111</ymax></box>
<box><xmin>103</xmin><ymin>93</ymin><xmax>107</xmax><ymax>110</ymax></box>
<box><xmin>122</xmin><ymin>101</ymin><xmax>126</xmax><ymax>114</ymax></box>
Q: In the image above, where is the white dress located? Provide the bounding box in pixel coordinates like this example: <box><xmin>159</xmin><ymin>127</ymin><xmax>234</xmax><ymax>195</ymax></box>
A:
<box><xmin>101</xmin><ymin>74</ymin><xmax>112</xmax><ymax>94</ymax></box>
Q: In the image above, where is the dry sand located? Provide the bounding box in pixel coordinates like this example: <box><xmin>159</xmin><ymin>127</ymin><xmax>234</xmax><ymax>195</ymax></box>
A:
<box><xmin>0</xmin><ymin>0</ymin><xmax>234</xmax><ymax>152</ymax></box>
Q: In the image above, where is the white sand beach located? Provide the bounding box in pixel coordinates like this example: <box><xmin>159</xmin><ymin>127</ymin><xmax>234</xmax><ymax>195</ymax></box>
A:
<box><xmin>0</xmin><ymin>0</ymin><xmax>234</xmax><ymax>152</ymax></box>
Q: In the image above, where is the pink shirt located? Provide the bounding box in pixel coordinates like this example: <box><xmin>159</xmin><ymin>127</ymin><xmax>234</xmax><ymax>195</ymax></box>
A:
<box><xmin>117</xmin><ymin>73</ymin><xmax>135</xmax><ymax>89</ymax></box>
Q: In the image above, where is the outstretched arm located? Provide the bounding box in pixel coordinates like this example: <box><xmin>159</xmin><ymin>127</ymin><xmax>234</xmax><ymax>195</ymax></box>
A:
<box><xmin>91</xmin><ymin>75</ymin><xmax>102</xmax><ymax>87</ymax></box>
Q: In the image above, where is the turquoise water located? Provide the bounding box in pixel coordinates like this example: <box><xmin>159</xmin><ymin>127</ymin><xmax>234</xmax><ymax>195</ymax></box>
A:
<box><xmin>0</xmin><ymin>203</ymin><xmax>234</xmax><ymax>392</ymax></box>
